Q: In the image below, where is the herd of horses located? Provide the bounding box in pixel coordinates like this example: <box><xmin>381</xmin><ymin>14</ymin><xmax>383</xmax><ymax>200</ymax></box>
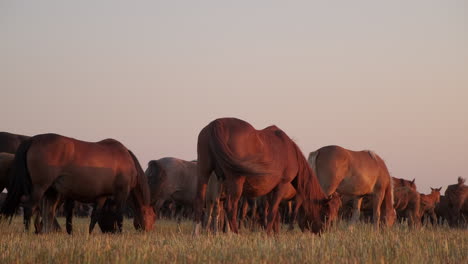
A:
<box><xmin>0</xmin><ymin>117</ymin><xmax>466</xmax><ymax>235</ymax></box>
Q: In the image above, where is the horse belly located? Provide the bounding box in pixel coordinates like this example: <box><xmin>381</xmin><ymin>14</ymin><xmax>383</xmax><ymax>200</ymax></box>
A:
<box><xmin>243</xmin><ymin>174</ymin><xmax>282</xmax><ymax>197</ymax></box>
<box><xmin>53</xmin><ymin>166</ymin><xmax>119</xmax><ymax>202</ymax></box>
<box><xmin>337</xmin><ymin>175</ymin><xmax>374</xmax><ymax>196</ymax></box>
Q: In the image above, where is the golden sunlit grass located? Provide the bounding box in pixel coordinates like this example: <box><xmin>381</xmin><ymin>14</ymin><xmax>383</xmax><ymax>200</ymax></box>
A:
<box><xmin>0</xmin><ymin>217</ymin><xmax>466</xmax><ymax>263</ymax></box>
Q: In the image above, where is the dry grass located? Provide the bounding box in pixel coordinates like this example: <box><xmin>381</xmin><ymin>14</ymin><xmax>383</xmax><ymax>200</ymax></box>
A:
<box><xmin>0</xmin><ymin>217</ymin><xmax>467</xmax><ymax>264</ymax></box>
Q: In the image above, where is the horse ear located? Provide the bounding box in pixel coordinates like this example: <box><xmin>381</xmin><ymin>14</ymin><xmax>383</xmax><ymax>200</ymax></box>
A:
<box><xmin>437</xmin><ymin>187</ymin><xmax>442</xmax><ymax>191</ymax></box>
<box><xmin>430</xmin><ymin>187</ymin><xmax>434</xmax><ymax>191</ymax></box>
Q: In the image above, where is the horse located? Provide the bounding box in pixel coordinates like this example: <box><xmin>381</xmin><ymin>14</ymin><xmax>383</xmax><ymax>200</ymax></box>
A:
<box><xmin>0</xmin><ymin>133</ymin><xmax>155</xmax><ymax>233</ymax></box>
<box><xmin>393</xmin><ymin>186</ymin><xmax>421</xmax><ymax>228</ymax></box>
<box><xmin>0</xmin><ymin>132</ymin><xmax>30</xmax><ymax>154</ymax></box>
<box><xmin>435</xmin><ymin>195</ymin><xmax>450</xmax><ymax>225</ymax></box>
<box><xmin>445</xmin><ymin>177</ymin><xmax>468</xmax><ymax>227</ymax></box>
<box><xmin>308</xmin><ymin>145</ymin><xmax>395</xmax><ymax>229</ymax></box>
<box><xmin>420</xmin><ymin>187</ymin><xmax>441</xmax><ymax>225</ymax></box>
<box><xmin>193</xmin><ymin>118</ymin><xmax>339</xmax><ymax>235</ymax></box>
<box><xmin>145</xmin><ymin>157</ymin><xmax>199</xmax><ymax>221</ymax></box>
<box><xmin>392</xmin><ymin>177</ymin><xmax>416</xmax><ymax>190</ymax></box>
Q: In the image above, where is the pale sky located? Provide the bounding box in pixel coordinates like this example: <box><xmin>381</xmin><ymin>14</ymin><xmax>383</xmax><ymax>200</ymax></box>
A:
<box><xmin>1</xmin><ymin>1</ymin><xmax>467</xmax><ymax>193</ymax></box>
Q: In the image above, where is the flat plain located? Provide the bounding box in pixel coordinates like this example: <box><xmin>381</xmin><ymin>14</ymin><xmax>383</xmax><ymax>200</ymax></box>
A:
<box><xmin>0</xmin><ymin>217</ymin><xmax>466</xmax><ymax>264</ymax></box>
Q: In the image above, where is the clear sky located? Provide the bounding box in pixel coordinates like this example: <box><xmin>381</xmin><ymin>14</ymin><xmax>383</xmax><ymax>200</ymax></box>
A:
<box><xmin>1</xmin><ymin>1</ymin><xmax>467</xmax><ymax>193</ymax></box>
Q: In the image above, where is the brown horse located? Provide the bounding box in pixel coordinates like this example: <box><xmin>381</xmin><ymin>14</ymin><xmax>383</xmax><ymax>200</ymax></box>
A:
<box><xmin>393</xmin><ymin>186</ymin><xmax>421</xmax><ymax>227</ymax></box>
<box><xmin>0</xmin><ymin>134</ymin><xmax>155</xmax><ymax>233</ymax></box>
<box><xmin>420</xmin><ymin>187</ymin><xmax>441</xmax><ymax>225</ymax></box>
<box><xmin>193</xmin><ymin>118</ymin><xmax>338</xmax><ymax>235</ymax></box>
<box><xmin>0</xmin><ymin>132</ymin><xmax>30</xmax><ymax>154</ymax></box>
<box><xmin>445</xmin><ymin>177</ymin><xmax>468</xmax><ymax>227</ymax></box>
<box><xmin>308</xmin><ymin>146</ymin><xmax>395</xmax><ymax>228</ymax></box>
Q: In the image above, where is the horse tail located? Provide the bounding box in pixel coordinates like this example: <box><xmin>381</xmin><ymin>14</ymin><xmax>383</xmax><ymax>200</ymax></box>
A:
<box><xmin>1</xmin><ymin>138</ymin><xmax>33</xmax><ymax>218</ymax></box>
<box><xmin>208</xmin><ymin>120</ymin><xmax>267</xmax><ymax>176</ymax></box>
<box><xmin>307</xmin><ymin>150</ymin><xmax>319</xmax><ymax>175</ymax></box>
<box><xmin>291</xmin><ymin>142</ymin><xmax>327</xmax><ymax>231</ymax></box>
<box><xmin>381</xmin><ymin>172</ymin><xmax>396</xmax><ymax>227</ymax></box>
<box><xmin>128</xmin><ymin>150</ymin><xmax>151</xmax><ymax>206</ymax></box>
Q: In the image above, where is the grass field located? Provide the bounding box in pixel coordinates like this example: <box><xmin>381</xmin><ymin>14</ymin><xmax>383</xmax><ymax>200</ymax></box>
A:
<box><xmin>0</xmin><ymin>217</ymin><xmax>467</xmax><ymax>264</ymax></box>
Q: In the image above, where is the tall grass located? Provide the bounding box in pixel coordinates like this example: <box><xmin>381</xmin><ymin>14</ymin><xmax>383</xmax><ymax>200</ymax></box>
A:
<box><xmin>0</xmin><ymin>217</ymin><xmax>466</xmax><ymax>263</ymax></box>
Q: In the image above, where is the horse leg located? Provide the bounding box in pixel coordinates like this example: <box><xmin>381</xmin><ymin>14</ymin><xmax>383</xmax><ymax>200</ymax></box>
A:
<box><xmin>193</xmin><ymin>163</ymin><xmax>212</xmax><ymax>236</ymax></box>
<box><xmin>289</xmin><ymin>197</ymin><xmax>302</xmax><ymax>231</ymax></box>
<box><xmin>89</xmin><ymin>198</ymin><xmax>106</xmax><ymax>234</ymax></box>
<box><xmin>33</xmin><ymin>208</ymin><xmax>42</xmax><ymax>234</ymax></box>
<box><xmin>64</xmin><ymin>199</ymin><xmax>75</xmax><ymax>234</ymax></box>
<box><xmin>23</xmin><ymin>207</ymin><xmax>33</xmax><ymax>232</ymax></box>
<box><xmin>203</xmin><ymin>199</ymin><xmax>214</xmax><ymax>231</ymax></box>
<box><xmin>41</xmin><ymin>189</ymin><xmax>59</xmax><ymax>233</ymax></box>
<box><xmin>351</xmin><ymin>197</ymin><xmax>363</xmax><ymax>223</ymax></box>
<box><xmin>23</xmin><ymin>187</ymin><xmax>45</xmax><ymax>232</ymax></box>
<box><xmin>372</xmin><ymin>192</ymin><xmax>385</xmax><ymax>230</ymax></box>
<box><xmin>265</xmin><ymin>185</ymin><xmax>289</xmax><ymax>234</ymax></box>
<box><xmin>225</xmin><ymin>176</ymin><xmax>245</xmax><ymax>234</ymax></box>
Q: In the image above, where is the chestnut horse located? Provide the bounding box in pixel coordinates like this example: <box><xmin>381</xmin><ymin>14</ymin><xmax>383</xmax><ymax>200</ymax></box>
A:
<box><xmin>308</xmin><ymin>145</ymin><xmax>395</xmax><ymax>228</ymax></box>
<box><xmin>420</xmin><ymin>187</ymin><xmax>441</xmax><ymax>225</ymax></box>
<box><xmin>0</xmin><ymin>134</ymin><xmax>155</xmax><ymax>233</ymax></box>
<box><xmin>193</xmin><ymin>118</ymin><xmax>338</xmax><ymax>235</ymax></box>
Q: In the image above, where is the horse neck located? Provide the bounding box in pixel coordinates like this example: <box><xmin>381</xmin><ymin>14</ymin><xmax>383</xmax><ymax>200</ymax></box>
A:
<box><xmin>427</xmin><ymin>191</ymin><xmax>440</xmax><ymax>202</ymax></box>
<box><xmin>130</xmin><ymin>174</ymin><xmax>151</xmax><ymax>210</ymax></box>
<box><xmin>295</xmin><ymin>144</ymin><xmax>327</xmax><ymax>201</ymax></box>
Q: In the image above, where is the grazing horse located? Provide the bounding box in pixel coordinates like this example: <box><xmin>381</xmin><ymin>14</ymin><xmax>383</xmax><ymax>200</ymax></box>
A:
<box><xmin>420</xmin><ymin>187</ymin><xmax>442</xmax><ymax>225</ymax></box>
<box><xmin>445</xmin><ymin>177</ymin><xmax>468</xmax><ymax>227</ymax></box>
<box><xmin>392</xmin><ymin>177</ymin><xmax>416</xmax><ymax>190</ymax></box>
<box><xmin>193</xmin><ymin>118</ymin><xmax>338</xmax><ymax>235</ymax></box>
<box><xmin>0</xmin><ymin>134</ymin><xmax>155</xmax><ymax>233</ymax></box>
<box><xmin>0</xmin><ymin>132</ymin><xmax>30</xmax><ymax>154</ymax></box>
<box><xmin>308</xmin><ymin>146</ymin><xmax>395</xmax><ymax>228</ymax></box>
<box><xmin>145</xmin><ymin>157</ymin><xmax>199</xmax><ymax>220</ymax></box>
<box><xmin>393</xmin><ymin>186</ymin><xmax>421</xmax><ymax>227</ymax></box>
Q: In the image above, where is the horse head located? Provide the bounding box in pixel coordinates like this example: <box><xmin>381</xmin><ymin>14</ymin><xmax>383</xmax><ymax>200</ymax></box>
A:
<box><xmin>133</xmin><ymin>206</ymin><xmax>156</xmax><ymax>231</ymax></box>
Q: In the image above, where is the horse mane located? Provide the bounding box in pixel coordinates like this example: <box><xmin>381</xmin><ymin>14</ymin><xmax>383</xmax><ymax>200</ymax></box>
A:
<box><xmin>127</xmin><ymin>150</ymin><xmax>151</xmax><ymax>206</ymax></box>
<box><xmin>0</xmin><ymin>138</ymin><xmax>33</xmax><ymax>217</ymax></box>
<box><xmin>146</xmin><ymin>160</ymin><xmax>167</xmax><ymax>192</ymax></box>
<box><xmin>291</xmin><ymin>140</ymin><xmax>327</xmax><ymax>223</ymax></box>
<box><xmin>208</xmin><ymin>119</ymin><xmax>269</xmax><ymax>176</ymax></box>
<box><xmin>366</xmin><ymin>150</ymin><xmax>378</xmax><ymax>161</ymax></box>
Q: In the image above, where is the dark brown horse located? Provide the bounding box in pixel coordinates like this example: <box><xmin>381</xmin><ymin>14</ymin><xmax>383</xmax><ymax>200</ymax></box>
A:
<box><xmin>435</xmin><ymin>195</ymin><xmax>450</xmax><ymax>224</ymax></box>
<box><xmin>0</xmin><ymin>132</ymin><xmax>30</xmax><ymax>154</ymax></box>
<box><xmin>420</xmin><ymin>187</ymin><xmax>441</xmax><ymax>225</ymax></box>
<box><xmin>193</xmin><ymin>118</ymin><xmax>338</xmax><ymax>235</ymax></box>
<box><xmin>445</xmin><ymin>177</ymin><xmax>468</xmax><ymax>227</ymax></box>
<box><xmin>393</xmin><ymin>186</ymin><xmax>421</xmax><ymax>227</ymax></box>
<box><xmin>0</xmin><ymin>134</ymin><xmax>155</xmax><ymax>233</ymax></box>
<box><xmin>308</xmin><ymin>146</ymin><xmax>395</xmax><ymax>228</ymax></box>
